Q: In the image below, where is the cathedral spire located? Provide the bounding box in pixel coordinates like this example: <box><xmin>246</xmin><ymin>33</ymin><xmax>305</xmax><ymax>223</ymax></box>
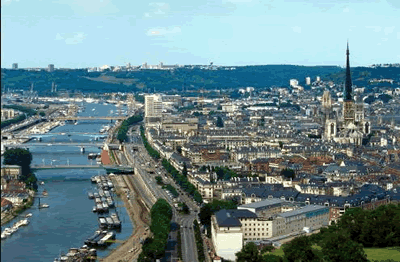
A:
<box><xmin>344</xmin><ymin>41</ymin><xmax>353</xmax><ymax>101</ymax></box>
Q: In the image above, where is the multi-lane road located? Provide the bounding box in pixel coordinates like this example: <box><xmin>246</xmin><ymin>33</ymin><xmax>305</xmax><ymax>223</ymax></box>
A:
<box><xmin>122</xmin><ymin>125</ymin><xmax>200</xmax><ymax>262</ymax></box>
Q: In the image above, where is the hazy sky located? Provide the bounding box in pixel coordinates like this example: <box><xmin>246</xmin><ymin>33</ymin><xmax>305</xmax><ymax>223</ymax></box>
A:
<box><xmin>1</xmin><ymin>0</ymin><xmax>399</xmax><ymax>68</ymax></box>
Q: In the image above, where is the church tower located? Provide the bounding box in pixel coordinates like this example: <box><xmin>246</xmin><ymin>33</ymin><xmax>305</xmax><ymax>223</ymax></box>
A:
<box><xmin>343</xmin><ymin>42</ymin><xmax>355</xmax><ymax>126</ymax></box>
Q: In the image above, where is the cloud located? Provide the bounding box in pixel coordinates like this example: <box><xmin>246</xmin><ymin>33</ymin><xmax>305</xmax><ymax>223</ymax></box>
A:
<box><xmin>146</xmin><ymin>26</ymin><xmax>181</xmax><ymax>37</ymax></box>
<box><xmin>144</xmin><ymin>2</ymin><xmax>170</xmax><ymax>17</ymax></box>
<box><xmin>55</xmin><ymin>0</ymin><xmax>119</xmax><ymax>14</ymax></box>
<box><xmin>343</xmin><ymin>7</ymin><xmax>350</xmax><ymax>13</ymax></box>
<box><xmin>1</xmin><ymin>0</ymin><xmax>19</xmax><ymax>7</ymax></box>
<box><xmin>366</xmin><ymin>26</ymin><xmax>382</xmax><ymax>32</ymax></box>
<box><xmin>292</xmin><ymin>26</ymin><xmax>301</xmax><ymax>34</ymax></box>
<box><xmin>55</xmin><ymin>32</ymin><xmax>87</xmax><ymax>45</ymax></box>
<box><xmin>383</xmin><ymin>26</ymin><xmax>395</xmax><ymax>35</ymax></box>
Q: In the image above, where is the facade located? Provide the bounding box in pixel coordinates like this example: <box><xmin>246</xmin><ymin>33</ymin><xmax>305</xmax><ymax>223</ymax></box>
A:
<box><xmin>211</xmin><ymin>203</ymin><xmax>330</xmax><ymax>260</ymax></box>
<box><xmin>145</xmin><ymin>94</ymin><xmax>163</xmax><ymax>124</ymax></box>
<box><xmin>289</xmin><ymin>79</ymin><xmax>299</xmax><ymax>87</ymax></box>
<box><xmin>1</xmin><ymin>108</ymin><xmax>16</xmax><ymax>120</ymax></box>
<box><xmin>1</xmin><ymin>165</ymin><xmax>22</xmax><ymax>180</ymax></box>
<box><xmin>305</xmin><ymin>77</ymin><xmax>311</xmax><ymax>85</ymax></box>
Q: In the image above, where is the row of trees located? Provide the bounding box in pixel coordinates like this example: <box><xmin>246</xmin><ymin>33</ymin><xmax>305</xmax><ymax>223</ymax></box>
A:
<box><xmin>116</xmin><ymin>114</ymin><xmax>143</xmax><ymax>143</ymax></box>
<box><xmin>161</xmin><ymin>159</ymin><xmax>203</xmax><ymax>204</ymax></box>
<box><xmin>2</xmin><ymin>148</ymin><xmax>38</xmax><ymax>191</ymax></box>
<box><xmin>315</xmin><ymin>204</ymin><xmax>400</xmax><ymax>248</ymax></box>
<box><xmin>140</xmin><ymin>125</ymin><xmax>161</xmax><ymax>160</ymax></box>
<box><xmin>138</xmin><ymin>199</ymin><xmax>173</xmax><ymax>261</ymax></box>
<box><xmin>193</xmin><ymin>219</ymin><xmax>206</xmax><ymax>262</ymax></box>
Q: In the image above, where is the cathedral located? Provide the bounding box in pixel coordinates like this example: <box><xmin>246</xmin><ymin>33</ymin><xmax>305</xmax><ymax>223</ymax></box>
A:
<box><xmin>323</xmin><ymin>43</ymin><xmax>370</xmax><ymax>145</ymax></box>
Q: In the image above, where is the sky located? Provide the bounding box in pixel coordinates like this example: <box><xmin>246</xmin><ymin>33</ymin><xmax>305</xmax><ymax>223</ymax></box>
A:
<box><xmin>1</xmin><ymin>0</ymin><xmax>399</xmax><ymax>68</ymax></box>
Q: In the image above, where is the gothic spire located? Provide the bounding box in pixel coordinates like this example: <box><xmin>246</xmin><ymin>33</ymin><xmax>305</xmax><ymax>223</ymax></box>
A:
<box><xmin>344</xmin><ymin>41</ymin><xmax>353</xmax><ymax>101</ymax></box>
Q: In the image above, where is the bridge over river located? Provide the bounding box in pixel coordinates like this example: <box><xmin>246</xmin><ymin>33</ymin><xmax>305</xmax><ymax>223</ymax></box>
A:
<box><xmin>31</xmin><ymin>164</ymin><xmax>133</xmax><ymax>174</ymax></box>
<box><xmin>51</xmin><ymin>116</ymin><xmax>126</xmax><ymax>121</ymax></box>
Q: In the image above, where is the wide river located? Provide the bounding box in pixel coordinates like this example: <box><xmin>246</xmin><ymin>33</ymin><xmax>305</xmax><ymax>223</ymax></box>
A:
<box><xmin>1</xmin><ymin>102</ymin><xmax>134</xmax><ymax>262</ymax></box>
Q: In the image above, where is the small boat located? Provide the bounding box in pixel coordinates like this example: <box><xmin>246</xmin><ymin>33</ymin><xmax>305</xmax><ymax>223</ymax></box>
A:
<box><xmin>40</xmin><ymin>181</ymin><xmax>45</xmax><ymax>185</ymax></box>
<box><xmin>40</xmin><ymin>204</ymin><xmax>49</xmax><ymax>208</ymax></box>
<box><xmin>88</xmin><ymin>192</ymin><xmax>94</xmax><ymax>199</ymax></box>
<box><xmin>42</xmin><ymin>189</ymin><xmax>48</xmax><ymax>196</ymax></box>
<box><xmin>74</xmin><ymin>122</ymin><xmax>78</xmax><ymax>125</ymax></box>
<box><xmin>26</xmin><ymin>213</ymin><xmax>33</xmax><ymax>218</ymax></box>
<box><xmin>47</xmin><ymin>144</ymin><xmax>52</xmax><ymax>146</ymax></box>
<box><xmin>92</xmin><ymin>206</ymin><xmax>97</xmax><ymax>212</ymax></box>
<box><xmin>60</xmin><ymin>133</ymin><xmax>66</xmax><ymax>135</ymax></box>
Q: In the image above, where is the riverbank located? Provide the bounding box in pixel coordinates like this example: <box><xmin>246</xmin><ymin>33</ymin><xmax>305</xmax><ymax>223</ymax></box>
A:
<box><xmin>101</xmin><ymin>175</ymin><xmax>150</xmax><ymax>262</ymax></box>
<box><xmin>1</xmin><ymin>196</ymin><xmax>34</xmax><ymax>226</ymax></box>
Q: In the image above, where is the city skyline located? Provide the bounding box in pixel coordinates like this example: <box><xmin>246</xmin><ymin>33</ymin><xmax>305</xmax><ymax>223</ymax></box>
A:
<box><xmin>2</xmin><ymin>0</ymin><xmax>400</xmax><ymax>68</ymax></box>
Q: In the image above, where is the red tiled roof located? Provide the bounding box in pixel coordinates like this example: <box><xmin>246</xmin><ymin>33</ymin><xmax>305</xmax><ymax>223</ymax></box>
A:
<box><xmin>101</xmin><ymin>150</ymin><xmax>111</xmax><ymax>165</ymax></box>
<box><xmin>1</xmin><ymin>198</ymin><xmax>13</xmax><ymax>207</ymax></box>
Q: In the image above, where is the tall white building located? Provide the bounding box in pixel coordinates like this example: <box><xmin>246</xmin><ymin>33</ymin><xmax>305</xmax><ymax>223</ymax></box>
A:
<box><xmin>316</xmin><ymin>76</ymin><xmax>321</xmax><ymax>82</ymax></box>
<box><xmin>48</xmin><ymin>64</ymin><xmax>55</xmax><ymax>72</ymax></box>
<box><xmin>145</xmin><ymin>94</ymin><xmax>163</xmax><ymax>118</ymax></box>
<box><xmin>305</xmin><ymin>77</ymin><xmax>311</xmax><ymax>85</ymax></box>
<box><xmin>12</xmin><ymin>63</ymin><xmax>18</xmax><ymax>70</ymax></box>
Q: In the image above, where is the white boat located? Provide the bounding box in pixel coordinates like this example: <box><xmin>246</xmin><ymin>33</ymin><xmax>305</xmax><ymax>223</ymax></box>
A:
<box><xmin>92</xmin><ymin>108</ymin><xmax>96</xmax><ymax>111</ymax></box>
<box><xmin>1</xmin><ymin>233</ymin><xmax>7</xmax><ymax>239</ymax></box>
<box><xmin>40</xmin><ymin>181</ymin><xmax>45</xmax><ymax>185</ymax></box>
<box><xmin>47</xmin><ymin>144</ymin><xmax>52</xmax><ymax>146</ymax></box>
<box><xmin>26</xmin><ymin>213</ymin><xmax>33</xmax><ymax>218</ymax></box>
<box><xmin>74</xmin><ymin>122</ymin><xmax>78</xmax><ymax>125</ymax></box>
<box><xmin>60</xmin><ymin>133</ymin><xmax>66</xmax><ymax>135</ymax></box>
<box><xmin>40</xmin><ymin>204</ymin><xmax>50</xmax><ymax>208</ymax></box>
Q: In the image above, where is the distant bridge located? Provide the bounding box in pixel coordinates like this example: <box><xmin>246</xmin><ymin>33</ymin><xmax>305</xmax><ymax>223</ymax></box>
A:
<box><xmin>52</xmin><ymin>116</ymin><xmax>126</xmax><ymax>121</ymax></box>
<box><xmin>28</xmin><ymin>132</ymin><xmax>108</xmax><ymax>137</ymax></box>
<box><xmin>5</xmin><ymin>142</ymin><xmax>109</xmax><ymax>148</ymax></box>
<box><xmin>31</xmin><ymin>164</ymin><xmax>104</xmax><ymax>170</ymax></box>
<box><xmin>31</xmin><ymin>164</ymin><xmax>133</xmax><ymax>173</ymax></box>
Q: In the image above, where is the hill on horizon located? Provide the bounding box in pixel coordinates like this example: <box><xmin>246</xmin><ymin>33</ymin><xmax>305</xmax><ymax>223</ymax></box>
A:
<box><xmin>1</xmin><ymin>65</ymin><xmax>398</xmax><ymax>95</ymax></box>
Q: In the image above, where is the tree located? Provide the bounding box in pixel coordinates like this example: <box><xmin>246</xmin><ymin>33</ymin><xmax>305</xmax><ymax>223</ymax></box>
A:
<box><xmin>261</xmin><ymin>254</ymin><xmax>283</xmax><ymax>262</ymax></box>
<box><xmin>39</xmin><ymin>111</ymin><xmax>46</xmax><ymax>117</ymax></box>
<box><xmin>3</xmin><ymin>148</ymin><xmax>32</xmax><ymax>178</ymax></box>
<box><xmin>282</xmin><ymin>236</ymin><xmax>317</xmax><ymax>262</ymax></box>
<box><xmin>236</xmin><ymin>242</ymin><xmax>262</xmax><ymax>262</ymax></box>
<box><xmin>182</xmin><ymin>163</ymin><xmax>188</xmax><ymax>177</ymax></box>
<box><xmin>261</xmin><ymin>245</ymin><xmax>275</xmax><ymax>254</ymax></box>
<box><xmin>216</xmin><ymin>116</ymin><xmax>224</xmax><ymax>127</ymax></box>
<box><xmin>280</xmin><ymin>168</ymin><xmax>295</xmax><ymax>180</ymax></box>
<box><xmin>320</xmin><ymin>230</ymin><xmax>368</xmax><ymax>262</ymax></box>
<box><xmin>278</xmin><ymin>141</ymin><xmax>283</xmax><ymax>149</ymax></box>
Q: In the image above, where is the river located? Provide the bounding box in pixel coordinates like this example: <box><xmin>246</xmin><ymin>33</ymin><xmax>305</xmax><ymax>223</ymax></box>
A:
<box><xmin>1</xmin><ymin>102</ymin><xmax>134</xmax><ymax>262</ymax></box>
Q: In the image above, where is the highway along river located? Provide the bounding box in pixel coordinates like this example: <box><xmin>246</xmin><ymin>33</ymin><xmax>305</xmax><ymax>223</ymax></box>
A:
<box><xmin>1</xmin><ymin>102</ymin><xmax>133</xmax><ymax>262</ymax></box>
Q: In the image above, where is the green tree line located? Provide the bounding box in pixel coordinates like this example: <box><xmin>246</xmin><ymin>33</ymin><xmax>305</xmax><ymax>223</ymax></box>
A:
<box><xmin>116</xmin><ymin>114</ymin><xmax>143</xmax><ymax>143</ymax></box>
<box><xmin>140</xmin><ymin>125</ymin><xmax>161</xmax><ymax>160</ymax></box>
<box><xmin>161</xmin><ymin>158</ymin><xmax>203</xmax><ymax>204</ymax></box>
<box><xmin>138</xmin><ymin>198</ymin><xmax>173</xmax><ymax>261</ymax></box>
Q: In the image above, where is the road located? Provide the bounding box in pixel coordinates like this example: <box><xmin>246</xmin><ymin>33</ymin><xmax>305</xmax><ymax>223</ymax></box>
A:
<box><xmin>124</xmin><ymin>125</ymin><xmax>200</xmax><ymax>262</ymax></box>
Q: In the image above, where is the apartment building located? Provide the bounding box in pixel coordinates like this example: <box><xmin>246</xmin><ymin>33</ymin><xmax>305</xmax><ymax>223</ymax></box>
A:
<box><xmin>211</xmin><ymin>202</ymin><xmax>329</xmax><ymax>261</ymax></box>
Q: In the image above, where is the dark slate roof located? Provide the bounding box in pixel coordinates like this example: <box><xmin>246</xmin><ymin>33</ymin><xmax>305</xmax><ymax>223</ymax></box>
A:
<box><xmin>214</xmin><ymin>209</ymin><xmax>257</xmax><ymax>227</ymax></box>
